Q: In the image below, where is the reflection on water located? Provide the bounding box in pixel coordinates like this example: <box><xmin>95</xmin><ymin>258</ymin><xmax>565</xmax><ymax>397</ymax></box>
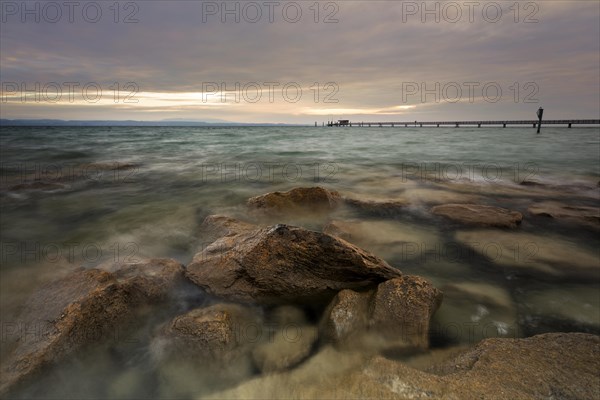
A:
<box><xmin>1</xmin><ymin>126</ymin><xmax>598</xmax><ymax>398</ymax></box>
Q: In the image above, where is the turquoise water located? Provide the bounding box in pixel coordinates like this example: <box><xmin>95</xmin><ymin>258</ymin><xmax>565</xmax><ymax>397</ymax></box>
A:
<box><xmin>1</xmin><ymin>126</ymin><xmax>599</xmax><ymax>398</ymax></box>
<box><xmin>1</xmin><ymin>126</ymin><xmax>598</xmax><ymax>259</ymax></box>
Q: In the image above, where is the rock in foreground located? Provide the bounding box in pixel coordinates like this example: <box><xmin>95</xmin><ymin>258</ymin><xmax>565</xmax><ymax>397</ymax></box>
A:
<box><xmin>186</xmin><ymin>224</ymin><xmax>401</xmax><ymax>306</ymax></box>
<box><xmin>209</xmin><ymin>333</ymin><xmax>600</xmax><ymax>400</ymax></box>
<box><xmin>432</xmin><ymin>332</ymin><xmax>600</xmax><ymax>399</ymax></box>
<box><xmin>431</xmin><ymin>204</ymin><xmax>523</xmax><ymax>228</ymax></box>
<box><xmin>0</xmin><ymin>259</ymin><xmax>185</xmax><ymax>396</ymax></box>
<box><xmin>321</xmin><ymin>276</ymin><xmax>442</xmax><ymax>353</ymax></box>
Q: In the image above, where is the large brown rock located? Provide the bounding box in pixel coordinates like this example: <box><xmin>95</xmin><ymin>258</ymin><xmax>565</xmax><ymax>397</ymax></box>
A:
<box><xmin>186</xmin><ymin>224</ymin><xmax>402</xmax><ymax>306</ymax></box>
<box><xmin>433</xmin><ymin>332</ymin><xmax>600</xmax><ymax>399</ymax></box>
<box><xmin>187</xmin><ymin>225</ymin><xmax>401</xmax><ymax>304</ymax></box>
<box><xmin>0</xmin><ymin>259</ymin><xmax>184</xmax><ymax>396</ymax></box>
<box><xmin>431</xmin><ymin>203</ymin><xmax>523</xmax><ymax>228</ymax></box>
<box><xmin>208</xmin><ymin>333</ymin><xmax>600</xmax><ymax>400</ymax></box>
<box><xmin>369</xmin><ymin>277</ymin><xmax>443</xmax><ymax>351</ymax></box>
<box><xmin>247</xmin><ymin>186</ymin><xmax>341</xmax><ymax>214</ymax></box>
<box><xmin>321</xmin><ymin>276</ymin><xmax>442</xmax><ymax>353</ymax></box>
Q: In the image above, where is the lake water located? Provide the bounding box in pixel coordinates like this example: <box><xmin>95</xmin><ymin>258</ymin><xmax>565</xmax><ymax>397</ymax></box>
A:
<box><xmin>1</xmin><ymin>125</ymin><xmax>599</xmax><ymax>398</ymax></box>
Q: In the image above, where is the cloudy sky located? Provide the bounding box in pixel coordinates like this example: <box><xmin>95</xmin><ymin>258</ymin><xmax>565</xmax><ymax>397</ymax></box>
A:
<box><xmin>1</xmin><ymin>0</ymin><xmax>599</xmax><ymax>123</ymax></box>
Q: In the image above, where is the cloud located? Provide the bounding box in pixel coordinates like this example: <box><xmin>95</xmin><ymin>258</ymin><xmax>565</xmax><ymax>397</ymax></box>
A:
<box><xmin>1</xmin><ymin>1</ymin><xmax>598</xmax><ymax>122</ymax></box>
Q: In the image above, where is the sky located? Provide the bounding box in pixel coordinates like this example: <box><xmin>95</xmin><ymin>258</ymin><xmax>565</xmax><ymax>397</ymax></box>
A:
<box><xmin>1</xmin><ymin>0</ymin><xmax>599</xmax><ymax>124</ymax></box>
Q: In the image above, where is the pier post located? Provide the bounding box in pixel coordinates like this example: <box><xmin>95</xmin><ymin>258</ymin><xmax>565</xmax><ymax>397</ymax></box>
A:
<box><xmin>437</xmin><ymin>124</ymin><xmax>440</xmax><ymax>127</ymax></box>
<box><xmin>478</xmin><ymin>123</ymin><xmax>481</xmax><ymax>128</ymax></box>
<box><xmin>405</xmin><ymin>124</ymin><xmax>408</xmax><ymax>127</ymax></box>
<box><xmin>420</xmin><ymin>124</ymin><xmax>422</xmax><ymax>127</ymax></box>
<box><xmin>503</xmin><ymin>124</ymin><xmax>506</xmax><ymax>128</ymax></box>
<box><xmin>568</xmin><ymin>123</ymin><xmax>572</xmax><ymax>128</ymax></box>
<box><xmin>536</xmin><ymin>107</ymin><xmax>544</xmax><ymax>133</ymax></box>
<box><xmin>391</xmin><ymin>123</ymin><xmax>394</xmax><ymax>127</ymax></box>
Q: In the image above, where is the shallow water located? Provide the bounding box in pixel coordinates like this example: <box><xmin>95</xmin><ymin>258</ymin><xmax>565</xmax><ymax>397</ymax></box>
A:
<box><xmin>1</xmin><ymin>126</ymin><xmax>599</xmax><ymax>398</ymax></box>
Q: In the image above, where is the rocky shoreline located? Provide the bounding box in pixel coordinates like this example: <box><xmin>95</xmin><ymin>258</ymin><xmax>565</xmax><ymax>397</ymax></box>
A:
<box><xmin>1</xmin><ymin>187</ymin><xmax>598</xmax><ymax>399</ymax></box>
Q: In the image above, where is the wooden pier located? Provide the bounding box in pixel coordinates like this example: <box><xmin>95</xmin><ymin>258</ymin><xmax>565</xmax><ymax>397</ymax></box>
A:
<box><xmin>326</xmin><ymin>119</ymin><xmax>600</xmax><ymax>128</ymax></box>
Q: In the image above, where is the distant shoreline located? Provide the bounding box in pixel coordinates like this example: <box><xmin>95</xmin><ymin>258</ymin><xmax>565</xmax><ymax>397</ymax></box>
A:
<box><xmin>2</xmin><ymin>119</ymin><xmax>599</xmax><ymax>128</ymax></box>
<box><xmin>0</xmin><ymin>119</ymin><xmax>306</xmax><ymax>127</ymax></box>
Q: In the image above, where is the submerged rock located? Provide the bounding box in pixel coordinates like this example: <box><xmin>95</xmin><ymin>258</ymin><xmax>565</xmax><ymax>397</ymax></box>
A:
<box><xmin>156</xmin><ymin>303</ymin><xmax>263</xmax><ymax>363</ymax></box>
<box><xmin>321</xmin><ymin>276</ymin><xmax>442</xmax><ymax>353</ymax></box>
<box><xmin>205</xmin><ymin>345</ymin><xmax>368</xmax><ymax>400</ymax></box>
<box><xmin>77</xmin><ymin>162</ymin><xmax>138</xmax><ymax>171</ymax></box>
<box><xmin>431</xmin><ymin>203</ymin><xmax>523</xmax><ymax>228</ymax></box>
<box><xmin>519</xmin><ymin>179</ymin><xmax>599</xmax><ymax>194</ymax></box>
<box><xmin>252</xmin><ymin>325</ymin><xmax>318</xmax><ymax>373</ymax></box>
<box><xmin>320</xmin><ymin>289</ymin><xmax>372</xmax><ymax>346</ymax></box>
<box><xmin>0</xmin><ymin>259</ymin><xmax>185</xmax><ymax>396</ymax></box>
<box><xmin>197</xmin><ymin>214</ymin><xmax>257</xmax><ymax>244</ymax></box>
<box><xmin>267</xmin><ymin>305</ymin><xmax>308</xmax><ymax>326</ymax></box>
<box><xmin>437</xmin><ymin>179</ymin><xmax>598</xmax><ymax>200</ymax></box>
<box><xmin>247</xmin><ymin>186</ymin><xmax>341</xmax><ymax>214</ymax></box>
<box><xmin>186</xmin><ymin>224</ymin><xmax>401</xmax><ymax>306</ymax></box>
<box><xmin>516</xmin><ymin>285</ymin><xmax>600</xmax><ymax>335</ymax></box>
<box><xmin>528</xmin><ymin>201</ymin><xmax>600</xmax><ymax>229</ymax></box>
<box><xmin>152</xmin><ymin>303</ymin><xmax>263</xmax><ymax>397</ymax></box>
<box><xmin>432</xmin><ymin>282</ymin><xmax>518</xmax><ymax>345</ymax></box>
<box><xmin>441</xmin><ymin>282</ymin><xmax>513</xmax><ymax>309</ymax></box>
<box><xmin>8</xmin><ymin>181</ymin><xmax>68</xmax><ymax>191</ymax></box>
<box><xmin>248</xmin><ymin>305</ymin><xmax>316</xmax><ymax>373</ymax></box>
<box><xmin>343</xmin><ymin>198</ymin><xmax>407</xmax><ymax>217</ymax></box>
<box><xmin>323</xmin><ymin>219</ymin><xmax>440</xmax><ymax>262</ymax></box>
<box><xmin>322</xmin><ymin>220</ymin><xmax>355</xmax><ymax>242</ymax></box>
<box><xmin>455</xmin><ymin>230</ymin><xmax>600</xmax><ymax>279</ymax></box>
<box><xmin>401</xmin><ymin>188</ymin><xmax>482</xmax><ymax>205</ymax></box>
<box><xmin>209</xmin><ymin>333</ymin><xmax>600</xmax><ymax>400</ymax></box>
